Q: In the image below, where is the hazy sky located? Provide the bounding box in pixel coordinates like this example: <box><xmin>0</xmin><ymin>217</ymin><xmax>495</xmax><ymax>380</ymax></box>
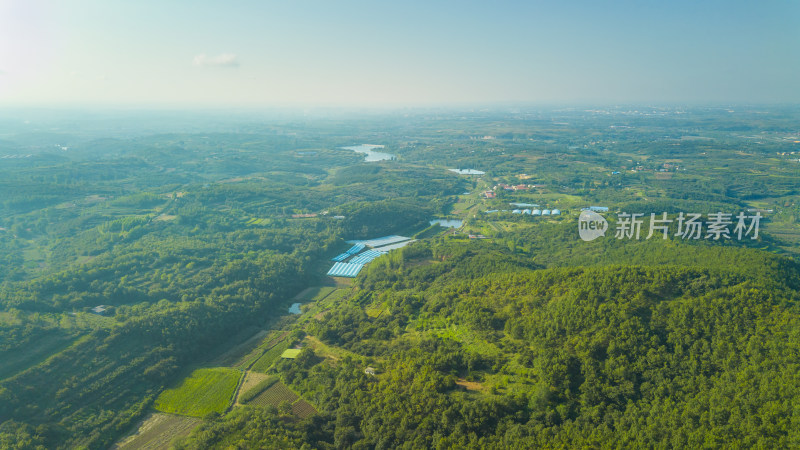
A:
<box><xmin>1</xmin><ymin>0</ymin><xmax>798</xmax><ymax>107</ymax></box>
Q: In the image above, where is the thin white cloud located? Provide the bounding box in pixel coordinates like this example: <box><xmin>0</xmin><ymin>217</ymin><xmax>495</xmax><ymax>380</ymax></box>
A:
<box><xmin>193</xmin><ymin>53</ymin><xmax>239</xmax><ymax>68</ymax></box>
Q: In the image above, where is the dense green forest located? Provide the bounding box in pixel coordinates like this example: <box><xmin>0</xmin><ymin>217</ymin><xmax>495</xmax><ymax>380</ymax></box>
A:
<box><xmin>0</xmin><ymin>106</ymin><xmax>799</xmax><ymax>448</ymax></box>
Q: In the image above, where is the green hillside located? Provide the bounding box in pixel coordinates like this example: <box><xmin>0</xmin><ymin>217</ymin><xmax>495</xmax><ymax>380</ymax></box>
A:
<box><xmin>0</xmin><ymin>108</ymin><xmax>798</xmax><ymax>448</ymax></box>
<box><xmin>176</xmin><ymin>237</ymin><xmax>800</xmax><ymax>448</ymax></box>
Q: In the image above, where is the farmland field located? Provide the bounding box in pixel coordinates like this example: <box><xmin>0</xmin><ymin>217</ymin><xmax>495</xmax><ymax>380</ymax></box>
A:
<box><xmin>260</xmin><ymin>331</ymin><xmax>290</xmax><ymax>350</ymax></box>
<box><xmin>232</xmin><ymin>330</ymin><xmax>289</xmax><ymax>369</ymax></box>
<box><xmin>290</xmin><ymin>399</ymin><xmax>317</xmax><ymax>419</ymax></box>
<box><xmin>245</xmin><ymin>381</ymin><xmax>317</xmax><ymax>419</ymax></box>
<box><xmin>235</xmin><ymin>372</ymin><xmax>274</xmax><ymax>405</ymax></box>
<box><xmin>154</xmin><ymin>368</ymin><xmax>242</xmax><ymax>417</ymax></box>
<box><xmin>247</xmin><ymin>381</ymin><xmax>298</xmax><ymax>408</ymax></box>
<box><xmin>113</xmin><ymin>413</ymin><xmax>200</xmax><ymax>449</ymax></box>
<box><xmin>250</xmin><ymin>339</ymin><xmax>291</xmax><ymax>372</ymax></box>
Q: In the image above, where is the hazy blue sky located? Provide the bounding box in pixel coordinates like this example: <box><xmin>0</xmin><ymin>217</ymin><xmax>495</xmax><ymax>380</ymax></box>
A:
<box><xmin>1</xmin><ymin>0</ymin><xmax>798</xmax><ymax>107</ymax></box>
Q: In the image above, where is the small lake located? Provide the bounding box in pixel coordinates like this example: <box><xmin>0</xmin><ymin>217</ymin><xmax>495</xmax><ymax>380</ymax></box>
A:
<box><xmin>430</xmin><ymin>219</ymin><xmax>463</xmax><ymax>228</ymax></box>
<box><xmin>342</xmin><ymin>144</ymin><xmax>396</xmax><ymax>162</ymax></box>
<box><xmin>288</xmin><ymin>303</ymin><xmax>302</xmax><ymax>315</ymax></box>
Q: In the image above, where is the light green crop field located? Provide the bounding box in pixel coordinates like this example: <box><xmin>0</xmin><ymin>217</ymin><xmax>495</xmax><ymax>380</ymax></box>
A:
<box><xmin>250</xmin><ymin>340</ymin><xmax>291</xmax><ymax>373</ymax></box>
<box><xmin>154</xmin><ymin>368</ymin><xmax>242</xmax><ymax>417</ymax></box>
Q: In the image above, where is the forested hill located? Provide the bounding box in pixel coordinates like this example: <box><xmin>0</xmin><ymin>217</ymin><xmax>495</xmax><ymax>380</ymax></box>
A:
<box><xmin>175</xmin><ymin>236</ymin><xmax>800</xmax><ymax>448</ymax></box>
<box><xmin>1</xmin><ymin>108</ymin><xmax>799</xmax><ymax>448</ymax></box>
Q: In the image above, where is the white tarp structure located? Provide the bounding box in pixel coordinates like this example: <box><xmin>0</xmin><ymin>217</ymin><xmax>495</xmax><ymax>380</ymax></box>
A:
<box><xmin>327</xmin><ymin>262</ymin><xmax>365</xmax><ymax>278</ymax></box>
<box><xmin>347</xmin><ymin>235</ymin><xmax>411</xmax><ymax>248</ymax></box>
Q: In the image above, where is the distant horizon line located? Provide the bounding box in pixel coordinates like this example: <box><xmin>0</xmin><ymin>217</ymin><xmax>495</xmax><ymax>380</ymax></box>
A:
<box><xmin>2</xmin><ymin>101</ymin><xmax>799</xmax><ymax>113</ymax></box>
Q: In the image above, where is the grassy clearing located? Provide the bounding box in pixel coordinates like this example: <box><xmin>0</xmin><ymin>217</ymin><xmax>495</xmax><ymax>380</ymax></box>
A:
<box><xmin>450</xmin><ymin>200</ymin><xmax>474</xmax><ymax>213</ymax></box>
<box><xmin>364</xmin><ymin>303</ymin><xmax>386</xmax><ymax>318</ymax></box>
<box><xmin>112</xmin><ymin>413</ymin><xmax>200</xmax><ymax>450</ymax></box>
<box><xmin>154</xmin><ymin>368</ymin><xmax>242</xmax><ymax>417</ymax></box>
<box><xmin>320</xmin><ymin>288</ymin><xmax>347</xmax><ymax>304</ymax></box>
<box><xmin>455</xmin><ymin>378</ymin><xmax>485</xmax><ymax>391</ymax></box>
<box><xmin>313</xmin><ymin>287</ymin><xmax>338</xmax><ymax>301</ymax></box>
<box><xmin>332</xmin><ymin>277</ymin><xmax>354</xmax><ymax>287</ymax></box>
<box><xmin>304</xmin><ymin>336</ymin><xmax>359</xmax><ymax>362</ymax></box>
<box><xmin>433</xmin><ymin>324</ymin><xmax>504</xmax><ymax>359</ymax></box>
